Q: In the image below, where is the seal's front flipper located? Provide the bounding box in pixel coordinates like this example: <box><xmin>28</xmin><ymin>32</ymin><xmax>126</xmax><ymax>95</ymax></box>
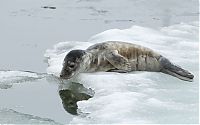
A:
<box><xmin>105</xmin><ymin>50</ymin><xmax>131</xmax><ymax>72</ymax></box>
<box><xmin>159</xmin><ymin>57</ymin><xmax>194</xmax><ymax>82</ymax></box>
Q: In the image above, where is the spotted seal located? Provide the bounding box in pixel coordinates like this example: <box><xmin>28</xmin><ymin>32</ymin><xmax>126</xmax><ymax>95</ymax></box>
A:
<box><xmin>60</xmin><ymin>41</ymin><xmax>194</xmax><ymax>81</ymax></box>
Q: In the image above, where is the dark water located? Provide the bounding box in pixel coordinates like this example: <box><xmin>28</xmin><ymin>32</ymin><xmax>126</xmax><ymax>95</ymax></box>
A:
<box><xmin>0</xmin><ymin>0</ymin><xmax>198</xmax><ymax>124</ymax></box>
<box><xmin>58</xmin><ymin>81</ymin><xmax>94</xmax><ymax>115</ymax></box>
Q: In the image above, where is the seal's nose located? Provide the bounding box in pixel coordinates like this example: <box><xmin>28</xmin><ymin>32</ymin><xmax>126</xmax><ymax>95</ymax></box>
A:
<box><xmin>60</xmin><ymin>74</ymin><xmax>63</xmax><ymax>78</ymax></box>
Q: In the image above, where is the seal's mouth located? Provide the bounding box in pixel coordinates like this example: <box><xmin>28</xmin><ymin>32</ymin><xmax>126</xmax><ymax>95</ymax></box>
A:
<box><xmin>60</xmin><ymin>73</ymin><xmax>75</xmax><ymax>79</ymax></box>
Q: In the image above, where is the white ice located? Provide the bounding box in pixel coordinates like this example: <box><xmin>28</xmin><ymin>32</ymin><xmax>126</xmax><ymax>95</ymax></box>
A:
<box><xmin>45</xmin><ymin>22</ymin><xmax>199</xmax><ymax>124</ymax></box>
<box><xmin>0</xmin><ymin>108</ymin><xmax>60</xmax><ymax>124</ymax></box>
<box><xmin>0</xmin><ymin>70</ymin><xmax>46</xmax><ymax>89</ymax></box>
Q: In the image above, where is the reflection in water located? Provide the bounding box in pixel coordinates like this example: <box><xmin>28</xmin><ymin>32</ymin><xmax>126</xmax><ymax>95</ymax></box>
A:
<box><xmin>58</xmin><ymin>82</ymin><xmax>94</xmax><ymax>115</ymax></box>
<box><xmin>45</xmin><ymin>75</ymin><xmax>95</xmax><ymax>115</ymax></box>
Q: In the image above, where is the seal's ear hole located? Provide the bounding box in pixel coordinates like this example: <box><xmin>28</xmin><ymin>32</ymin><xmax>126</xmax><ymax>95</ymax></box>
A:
<box><xmin>76</xmin><ymin>58</ymin><xmax>83</xmax><ymax>62</ymax></box>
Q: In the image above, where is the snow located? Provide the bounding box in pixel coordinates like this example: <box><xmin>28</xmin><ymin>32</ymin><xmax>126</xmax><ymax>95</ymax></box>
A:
<box><xmin>45</xmin><ymin>22</ymin><xmax>199</xmax><ymax>124</ymax></box>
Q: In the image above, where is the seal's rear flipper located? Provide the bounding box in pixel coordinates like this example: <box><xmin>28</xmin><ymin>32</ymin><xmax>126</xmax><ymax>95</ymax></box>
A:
<box><xmin>159</xmin><ymin>57</ymin><xmax>194</xmax><ymax>82</ymax></box>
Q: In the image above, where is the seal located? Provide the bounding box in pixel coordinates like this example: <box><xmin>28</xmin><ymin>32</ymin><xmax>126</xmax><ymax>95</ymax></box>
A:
<box><xmin>60</xmin><ymin>41</ymin><xmax>194</xmax><ymax>81</ymax></box>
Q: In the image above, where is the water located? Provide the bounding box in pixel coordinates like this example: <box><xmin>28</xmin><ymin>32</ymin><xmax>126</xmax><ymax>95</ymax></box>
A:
<box><xmin>0</xmin><ymin>0</ymin><xmax>199</xmax><ymax>124</ymax></box>
<box><xmin>0</xmin><ymin>79</ymin><xmax>69</xmax><ymax>124</ymax></box>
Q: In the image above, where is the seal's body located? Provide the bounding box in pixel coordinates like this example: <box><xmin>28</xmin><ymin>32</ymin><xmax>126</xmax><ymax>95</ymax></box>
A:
<box><xmin>60</xmin><ymin>41</ymin><xmax>194</xmax><ymax>81</ymax></box>
<box><xmin>86</xmin><ymin>41</ymin><xmax>161</xmax><ymax>72</ymax></box>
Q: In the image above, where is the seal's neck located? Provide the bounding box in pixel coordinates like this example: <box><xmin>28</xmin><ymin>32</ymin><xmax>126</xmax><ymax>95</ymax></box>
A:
<box><xmin>79</xmin><ymin>51</ymin><xmax>93</xmax><ymax>72</ymax></box>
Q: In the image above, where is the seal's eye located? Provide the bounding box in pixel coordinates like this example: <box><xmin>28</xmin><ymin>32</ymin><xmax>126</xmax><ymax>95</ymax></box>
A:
<box><xmin>67</xmin><ymin>61</ymin><xmax>75</xmax><ymax>69</ymax></box>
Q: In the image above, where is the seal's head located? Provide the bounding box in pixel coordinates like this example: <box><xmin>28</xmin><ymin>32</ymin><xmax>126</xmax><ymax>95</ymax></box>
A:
<box><xmin>60</xmin><ymin>50</ymin><xmax>86</xmax><ymax>79</ymax></box>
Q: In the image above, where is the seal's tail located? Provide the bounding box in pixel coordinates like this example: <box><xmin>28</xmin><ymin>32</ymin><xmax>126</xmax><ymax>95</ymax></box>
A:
<box><xmin>159</xmin><ymin>57</ymin><xmax>194</xmax><ymax>82</ymax></box>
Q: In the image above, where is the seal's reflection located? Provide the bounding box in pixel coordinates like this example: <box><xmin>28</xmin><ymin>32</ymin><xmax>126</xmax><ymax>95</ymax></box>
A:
<box><xmin>58</xmin><ymin>82</ymin><xmax>94</xmax><ymax>115</ymax></box>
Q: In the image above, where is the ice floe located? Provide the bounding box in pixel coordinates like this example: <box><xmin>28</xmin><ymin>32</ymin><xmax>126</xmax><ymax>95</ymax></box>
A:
<box><xmin>0</xmin><ymin>108</ymin><xmax>61</xmax><ymax>124</ymax></box>
<box><xmin>45</xmin><ymin>22</ymin><xmax>199</xmax><ymax>124</ymax></box>
<box><xmin>0</xmin><ymin>70</ymin><xmax>46</xmax><ymax>89</ymax></box>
